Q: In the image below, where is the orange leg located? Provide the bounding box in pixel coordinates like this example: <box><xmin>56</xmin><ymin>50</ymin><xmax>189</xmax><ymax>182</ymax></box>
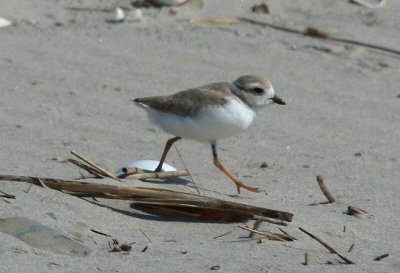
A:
<box><xmin>154</xmin><ymin>136</ymin><xmax>181</xmax><ymax>172</ymax></box>
<box><xmin>211</xmin><ymin>143</ymin><xmax>259</xmax><ymax>194</ymax></box>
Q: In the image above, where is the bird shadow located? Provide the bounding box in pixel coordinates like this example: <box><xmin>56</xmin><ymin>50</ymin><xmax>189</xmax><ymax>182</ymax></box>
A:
<box><xmin>307</xmin><ymin>201</ymin><xmax>331</xmax><ymax>206</ymax></box>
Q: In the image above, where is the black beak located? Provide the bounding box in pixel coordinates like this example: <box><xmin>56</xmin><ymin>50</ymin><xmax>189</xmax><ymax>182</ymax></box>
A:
<box><xmin>272</xmin><ymin>95</ymin><xmax>286</xmax><ymax>105</ymax></box>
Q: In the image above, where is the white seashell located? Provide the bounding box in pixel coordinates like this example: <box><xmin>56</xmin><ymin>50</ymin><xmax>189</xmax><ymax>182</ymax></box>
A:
<box><xmin>126</xmin><ymin>8</ymin><xmax>143</xmax><ymax>23</ymax></box>
<box><xmin>0</xmin><ymin>17</ymin><xmax>12</xmax><ymax>28</ymax></box>
<box><xmin>115</xmin><ymin>160</ymin><xmax>177</xmax><ymax>176</ymax></box>
<box><xmin>115</xmin><ymin>7</ymin><xmax>125</xmax><ymax>22</ymax></box>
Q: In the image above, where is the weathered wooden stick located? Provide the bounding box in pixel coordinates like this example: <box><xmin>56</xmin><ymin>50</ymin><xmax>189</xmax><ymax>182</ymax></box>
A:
<box><xmin>68</xmin><ymin>159</ymin><xmax>103</xmax><ymax>178</ymax></box>
<box><xmin>70</xmin><ymin>150</ymin><xmax>118</xmax><ymax>180</ymax></box>
<box><xmin>316</xmin><ymin>175</ymin><xmax>336</xmax><ymax>203</ymax></box>
<box><xmin>0</xmin><ymin>174</ymin><xmax>294</xmax><ymax>222</ymax></box>
<box><xmin>299</xmin><ymin>227</ymin><xmax>354</xmax><ymax>264</ymax></box>
<box><xmin>122</xmin><ymin>169</ymin><xmax>189</xmax><ymax>180</ymax></box>
<box><xmin>238</xmin><ymin>225</ymin><xmax>294</xmax><ymax>241</ymax></box>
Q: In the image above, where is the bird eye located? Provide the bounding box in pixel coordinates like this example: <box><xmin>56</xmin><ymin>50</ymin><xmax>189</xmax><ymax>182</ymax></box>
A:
<box><xmin>252</xmin><ymin>87</ymin><xmax>264</xmax><ymax>95</ymax></box>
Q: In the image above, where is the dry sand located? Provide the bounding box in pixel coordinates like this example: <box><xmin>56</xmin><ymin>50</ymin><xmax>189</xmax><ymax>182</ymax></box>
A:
<box><xmin>1</xmin><ymin>0</ymin><xmax>400</xmax><ymax>272</ymax></box>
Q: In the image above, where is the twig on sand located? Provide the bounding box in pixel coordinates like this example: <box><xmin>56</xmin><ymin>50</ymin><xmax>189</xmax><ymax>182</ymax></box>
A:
<box><xmin>238</xmin><ymin>17</ymin><xmax>400</xmax><ymax>56</ymax></box>
<box><xmin>238</xmin><ymin>225</ymin><xmax>295</xmax><ymax>241</ymax></box>
<box><xmin>346</xmin><ymin>206</ymin><xmax>368</xmax><ymax>215</ymax></box>
<box><xmin>316</xmin><ymin>175</ymin><xmax>336</xmax><ymax>203</ymax></box>
<box><xmin>68</xmin><ymin>158</ymin><xmax>103</xmax><ymax>178</ymax></box>
<box><xmin>70</xmin><ymin>150</ymin><xmax>118</xmax><ymax>180</ymax></box>
<box><xmin>373</xmin><ymin>253</ymin><xmax>389</xmax><ymax>261</ymax></box>
<box><xmin>90</xmin><ymin>228</ymin><xmax>112</xmax><ymax>237</ymax></box>
<box><xmin>299</xmin><ymin>227</ymin><xmax>354</xmax><ymax>264</ymax></box>
<box><xmin>0</xmin><ymin>190</ymin><xmax>15</xmax><ymax>199</ymax></box>
<box><xmin>213</xmin><ymin>231</ymin><xmax>233</xmax><ymax>240</ymax></box>
<box><xmin>140</xmin><ymin>228</ymin><xmax>152</xmax><ymax>242</ymax></box>
<box><xmin>348</xmin><ymin>243</ymin><xmax>355</xmax><ymax>252</ymax></box>
<box><xmin>121</xmin><ymin>169</ymin><xmax>189</xmax><ymax>180</ymax></box>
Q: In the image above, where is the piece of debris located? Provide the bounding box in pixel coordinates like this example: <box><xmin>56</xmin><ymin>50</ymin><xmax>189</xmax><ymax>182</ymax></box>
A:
<box><xmin>115</xmin><ymin>7</ymin><xmax>125</xmax><ymax>22</ymax></box>
<box><xmin>120</xmin><ymin>243</ymin><xmax>133</xmax><ymax>252</ymax></box>
<box><xmin>251</xmin><ymin>3</ymin><xmax>269</xmax><ymax>14</ymax></box>
<box><xmin>238</xmin><ymin>225</ymin><xmax>295</xmax><ymax>241</ymax></box>
<box><xmin>0</xmin><ymin>190</ymin><xmax>15</xmax><ymax>199</ymax></box>
<box><xmin>213</xmin><ymin>231</ymin><xmax>233</xmax><ymax>239</ymax></box>
<box><xmin>299</xmin><ymin>227</ymin><xmax>354</xmax><ymax>264</ymax></box>
<box><xmin>126</xmin><ymin>9</ymin><xmax>143</xmax><ymax>23</ymax></box>
<box><xmin>141</xmin><ymin>245</ymin><xmax>149</xmax><ymax>252</ymax></box>
<box><xmin>373</xmin><ymin>253</ymin><xmax>389</xmax><ymax>261</ymax></box>
<box><xmin>304</xmin><ymin>27</ymin><xmax>329</xmax><ymax>38</ymax></box>
<box><xmin>316</xmin><ymin>175</ymin><xmax>336</xmax><ymax>203</ymax></box>
<box><xmin>0</xmin><ymin>17</ymin><xmax>12</xmax><ymax>28</ymax></box>
<box><xmin>346</xmin><ymin>206</ymin><xmax>370</xmax><ymax>219</ymax></box>
<box><xmin>259</xmin><ymin>162</ymin><xmax>269</xmax><ymax>168</ymax></box>
<box><xmin>210</xmin><ymin>265</ymin><xmax>220</xmax><ymax>270</ymax></box>
<box><xmin>90</xmin><ymin>228</ymin><xmax>112</xmax><ymax>237</ymax></box>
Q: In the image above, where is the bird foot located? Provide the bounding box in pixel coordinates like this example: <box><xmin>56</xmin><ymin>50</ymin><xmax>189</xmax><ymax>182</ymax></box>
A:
<box><xmin>235</xmin><ymin>181</ymin><xmax>259</xmax><ymax>194</ymax></box>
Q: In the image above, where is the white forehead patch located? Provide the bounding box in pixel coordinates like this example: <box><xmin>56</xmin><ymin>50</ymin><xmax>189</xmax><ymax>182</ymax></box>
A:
<box><xmin>247</xmin><ymin>82</ymin><xmax>263</xmax><ymax>88</ymax></box>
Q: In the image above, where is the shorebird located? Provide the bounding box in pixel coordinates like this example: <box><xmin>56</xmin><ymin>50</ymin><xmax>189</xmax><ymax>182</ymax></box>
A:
<box><xmin>134</xmin><ymin>75</ymin><xmax>285</xmax><ymax>194</ymax></box>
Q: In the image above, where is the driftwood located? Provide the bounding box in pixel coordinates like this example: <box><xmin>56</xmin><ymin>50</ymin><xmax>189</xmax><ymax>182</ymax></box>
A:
<box><xmin>316</xmin><ymin>175</ymin><xmax>336</xmax><ymax>203</ymax></box>
<box><xmin>0</xmin><ymin>174</ymin><xmax>293</xmax><ymax>223</ymax></box>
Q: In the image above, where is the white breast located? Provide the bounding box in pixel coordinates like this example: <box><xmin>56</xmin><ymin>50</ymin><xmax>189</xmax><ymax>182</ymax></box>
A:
<box><xmin>144</xmin><ymin>97</ymin><xmax>256</xmax><ymax>142</ymax></box>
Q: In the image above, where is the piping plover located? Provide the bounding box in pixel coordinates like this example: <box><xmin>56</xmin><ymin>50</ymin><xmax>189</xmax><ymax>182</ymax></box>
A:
<box><xmin>134</xmin><ymin>75</ymin><xmax>285</xmax><ymax>194</ymax></box>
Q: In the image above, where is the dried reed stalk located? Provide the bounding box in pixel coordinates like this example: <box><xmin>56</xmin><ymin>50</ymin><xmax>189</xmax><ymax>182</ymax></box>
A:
<box><xmin>70</xmin><ymin>150</ymin><xmax>118</xmax><ymax>180</ymax></box>
<box><xmin>0</xmin><ymin>174</ymin><xmax>293</xmax><ymax>223</ymax></box>
<box><xmin>299</xmin><ymin>227</ymin><xmax>354</xmax><ymax>264</ymax></box>
<box><xmin>238</xmin><ymin>225</ymin><xmax>294</xmax><ymax>241</ymax></box>
<box><xmin>68</xmin><ymin>158</ymin><xmax>103</xmax><ymax>178</ymax></box>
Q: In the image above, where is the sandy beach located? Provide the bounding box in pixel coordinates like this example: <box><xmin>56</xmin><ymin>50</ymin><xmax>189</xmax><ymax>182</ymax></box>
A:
<box><xmin>1</xmin><ymin>0</ymin><xmax>399</xmax><ymax>272</ymax></box>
